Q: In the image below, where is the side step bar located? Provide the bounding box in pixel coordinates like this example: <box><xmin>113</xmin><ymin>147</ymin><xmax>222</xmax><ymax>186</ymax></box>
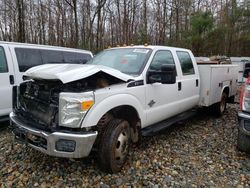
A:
<box><xmin>142</xmin><ymin>109</ymin><xmax>197</xmax><ymax>136</ymax></box>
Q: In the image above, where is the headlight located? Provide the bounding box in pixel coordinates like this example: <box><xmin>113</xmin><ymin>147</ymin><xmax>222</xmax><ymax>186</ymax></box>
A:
<box><xmin>59</xmin><ymin>92</ymin><xmax>94</xmax><ymax>128</ymax></box>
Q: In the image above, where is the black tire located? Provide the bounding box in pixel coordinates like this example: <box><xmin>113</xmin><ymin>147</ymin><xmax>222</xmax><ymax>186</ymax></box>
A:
<box><xmin>213</xmin><ymin>92</ymin><xmax>227</xmax><ymax>117</ymax></box>
<box><xmin>237</xmin><ymin>128</ymin><xmax>250</xmax><ymax>153</ymax></box>
<box><xmin>227</xmin><ymin>95</ymin><xmax>235</xmax><ymax>104</ymax></box>
<box><xmin>130</xmin><ymin>122</ymin><xmax>141</xmax><ymax>144</ymax></box>
<box><xmin>98</xmin><ymin>119</ymin><xmax>130</xmax><ymax>173</ymax></box>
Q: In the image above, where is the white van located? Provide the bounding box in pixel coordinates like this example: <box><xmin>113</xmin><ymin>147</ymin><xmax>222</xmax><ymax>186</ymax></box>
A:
<box><xmin>0</xmin><ymin>41</ymin><xmax>93</xmax><ymax>122</ymax></box>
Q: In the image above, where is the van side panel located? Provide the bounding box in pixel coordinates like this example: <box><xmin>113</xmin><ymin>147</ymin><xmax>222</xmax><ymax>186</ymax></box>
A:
<box><xmin>0</xmin><ymin>44</ymin><xmax>15</xmax><ymax>116</ymax></box>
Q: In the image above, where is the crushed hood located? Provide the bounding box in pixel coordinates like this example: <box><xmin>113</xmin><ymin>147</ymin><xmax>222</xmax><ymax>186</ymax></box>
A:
<box><xmin>25</xmin><ymin>64</ymin><xmax>135</xmax><ymax>83</ymax></box>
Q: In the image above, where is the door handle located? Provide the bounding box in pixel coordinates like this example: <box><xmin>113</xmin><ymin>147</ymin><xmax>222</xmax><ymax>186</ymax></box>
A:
<box><xmin>178</xmin><ymin>82</ymin><xmax>182</xmax><ymax>91</ymax></box>
<box><xmin>9</xmin><ymin>75</ymin><xmax>14</xmax><ymax>85</ymax></box>
<box><xmin>196</xmin><ymin>79</ymin><xmax>199</xmax><ymax>87</ymax></box>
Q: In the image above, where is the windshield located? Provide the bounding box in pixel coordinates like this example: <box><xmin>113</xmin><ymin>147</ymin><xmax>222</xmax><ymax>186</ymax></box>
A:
<box><xmin>87</xmin><ymin>48</ymin><xmax>152</xmax><ymax>75</ymax></box>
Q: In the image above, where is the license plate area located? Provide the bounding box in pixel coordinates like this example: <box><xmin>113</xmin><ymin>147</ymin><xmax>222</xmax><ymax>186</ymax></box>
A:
<box><xmin>13</xmin><ymin>127</ymin><xmax>47</xmax><ymax>149</ymax></box>
<box><xmin>13</xmin><ymin>127</ymin><xmax>27</xmax><ymax>143</ymax></box>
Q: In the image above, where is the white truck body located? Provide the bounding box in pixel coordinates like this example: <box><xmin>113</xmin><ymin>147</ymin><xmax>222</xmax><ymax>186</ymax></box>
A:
<box><xmin>0</xmin><ymin>41</ymin><xmax>93</xmax><ymax>121</ymax></box>
<box><xmin>10</xmin><ymin>45</ymin><xmax>238</xmax><ymax>172</ymax></box>
<box><xmin>198</xmin><ymin>64</ymin><xmax>238</xmax><ymax>106</ymax></box>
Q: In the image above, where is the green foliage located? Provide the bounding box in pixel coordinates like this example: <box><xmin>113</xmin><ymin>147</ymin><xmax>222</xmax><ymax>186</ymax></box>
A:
<box><xmin>191</xmin><ymin>12</ymin><xmax>213</xmax><ymax>35</ymax></box>
<box><xmin>136</xmin><ymin>28</ymin><xmax>148</xmax><ymax>44</ymax></box>
<box><xmin>244</xmin><ymin>32</ymin><xmax>250</xmax><ymax>41</ymax></box>
<box><xmin>204</xmin><ymin>27</ymin><xmax>227</xmax><ymax>56</ymax></box>
<box><xmin>189</xmin><ymin>12</ymin><xmax>214</xmax><ymax>55</ymax></box>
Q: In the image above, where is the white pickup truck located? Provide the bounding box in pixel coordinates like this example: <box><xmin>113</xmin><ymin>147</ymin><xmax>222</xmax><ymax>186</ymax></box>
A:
<box><xmin>10</xmin><ymin>46</ymin><xmax>238</xmax><ymax>173</ymax></box>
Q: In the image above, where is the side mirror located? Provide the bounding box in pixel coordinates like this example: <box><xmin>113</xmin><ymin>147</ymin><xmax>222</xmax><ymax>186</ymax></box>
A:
<box><xmin>147</xmin><ymin>64</ymin><xmax>176</xmax><ymax>84</ymax></box>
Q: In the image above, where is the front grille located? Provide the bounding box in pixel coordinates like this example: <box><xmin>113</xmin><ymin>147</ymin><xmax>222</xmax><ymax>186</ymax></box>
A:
<box><xmin>15</xmin><ymin>81</ymin><xmax>59</xmax><ymax>130</ymax></box>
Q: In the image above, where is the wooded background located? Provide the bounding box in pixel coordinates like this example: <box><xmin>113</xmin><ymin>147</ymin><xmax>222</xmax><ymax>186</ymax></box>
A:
<box><xmin>0</xmin><ymin>0</ymin><xmax>249</xmax><ymax>56</ymax></box>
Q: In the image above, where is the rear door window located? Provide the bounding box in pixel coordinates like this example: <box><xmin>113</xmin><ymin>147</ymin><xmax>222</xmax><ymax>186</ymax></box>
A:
<box><xmin>176</xmin><ymin>51</ymin><xmax>195</xmax><ymax>75</ymax></box>
<box><xmin>41</xmin><ymin>50</ymin><xmax>64</xmax><ymax>64</ymax></box>
<box><xmin>63</xmin><ymin>52</ymin><xmax>91</xmax><ymax>64</ymax></box>
<box><xmin>15</xmin><ymin>48</ymin><xmax>43</xmax><ymax>72</ymax></box>
<box><xmin>0</xmin><ymin>47</ymin><xmax>8</xmax><ymax>73</ymax></box>
<box><xmin>15</xmin><ymin>47</ymin><xmax>91</xmax><ymax>72</ymax></box>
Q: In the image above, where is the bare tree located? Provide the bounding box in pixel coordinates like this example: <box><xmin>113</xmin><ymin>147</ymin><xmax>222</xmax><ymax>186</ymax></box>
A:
<box><xmin>0</xmin><ymin>0</ymin><xmax>249</xmax><ymax>56</ymax></box>
<box><xmin>16</xmin><ymin>0</ymin><xmax>25</xmax><ymax>42</ymax></box>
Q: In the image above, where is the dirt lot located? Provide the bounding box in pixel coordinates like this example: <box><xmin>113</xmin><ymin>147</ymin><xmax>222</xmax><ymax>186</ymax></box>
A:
<box><xmin>0</xmin><ymin>103</ymin><xmax>250</xmax><ymax>187</ymax></box>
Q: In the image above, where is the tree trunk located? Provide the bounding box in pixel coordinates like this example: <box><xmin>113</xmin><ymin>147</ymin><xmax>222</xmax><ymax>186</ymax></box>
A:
<box><xmin>17</xmin><ymin>0</ymin><xmax>25</xmax><ymax>42</ymax></box>
<box><xmin>72</xmin><ymin>0</ymin><xmax>79</xmax><ymax>47</ymax></box>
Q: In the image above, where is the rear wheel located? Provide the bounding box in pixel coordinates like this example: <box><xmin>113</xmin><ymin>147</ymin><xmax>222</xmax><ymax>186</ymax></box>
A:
<box><xmin>98</xmin><ymin>119</ymin><xmax>130</xmax><ymax>173</ymax></box>
<box><xmin>213</xmin><ymin>92</ymin><xmax>227</xmax><ymax>117</ymax></box>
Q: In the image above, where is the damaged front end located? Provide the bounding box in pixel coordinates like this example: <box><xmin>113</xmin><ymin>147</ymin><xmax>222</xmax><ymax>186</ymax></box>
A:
<box><xmin>10</xmin><ymin>79</ymin><xmax>97</xmax><ymax>158</ymax></box>
<box><xmin>13</xmin><ymin>71</ymin><xmax>126</xmax><ymax>130</ymax></box>
<box><xmin>10</xmin><ymin>69</ymin><xmax>128</xmax><ymax>158</ymax></box>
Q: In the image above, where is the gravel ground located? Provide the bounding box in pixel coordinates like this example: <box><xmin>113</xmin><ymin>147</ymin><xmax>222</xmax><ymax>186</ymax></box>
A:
<box><xmin>1</xmin><ymin>103</ymin><xmax>250</xmax><ymax>187</ymax></box>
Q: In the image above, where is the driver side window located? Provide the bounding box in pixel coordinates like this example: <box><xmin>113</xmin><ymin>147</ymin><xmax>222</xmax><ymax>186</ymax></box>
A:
<box><xmin>148</xmin><ymin>50</ymin><xmax>176</xmax><ymax>82</ymax></box>
<box><xmin>149</xmin><ymin>50</ymin><xmax>175</xmax><ymax>71</ymax></box>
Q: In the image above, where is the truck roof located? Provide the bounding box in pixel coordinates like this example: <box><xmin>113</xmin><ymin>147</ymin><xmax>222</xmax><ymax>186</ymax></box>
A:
<box><xmin>0</xmin><ymin>41</ymin><xmax>92</xmax><ymax>54</ymax></box>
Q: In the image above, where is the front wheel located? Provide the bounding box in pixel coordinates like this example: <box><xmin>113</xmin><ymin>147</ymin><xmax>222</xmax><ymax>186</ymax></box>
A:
<box><xmin>98</xmin><ymin>119</ymin><xmax>130</xmax><ymax>173</ymax></box>
<box><xmin>213</xmin><ymin>92</ymin><xmax>227</xmax><ymax>117</ymax></box>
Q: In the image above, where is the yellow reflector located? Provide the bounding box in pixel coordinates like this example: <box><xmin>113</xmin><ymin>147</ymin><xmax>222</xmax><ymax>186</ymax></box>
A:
<box><xmin>81</xmin><ymin>101</ymin><xmax>94</xmax><ymax>110</ymax></box>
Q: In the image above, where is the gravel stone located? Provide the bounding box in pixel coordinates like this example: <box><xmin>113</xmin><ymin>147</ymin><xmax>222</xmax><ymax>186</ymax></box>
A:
<box><xmin>1</xmin><ymin>99</ymin><xmax>250</xmax><ymax>186</ymax></box>
<box><xmin>115</xmin><ymin>178</ymin><xmax>123</xmax><ymax>186</ymax></box>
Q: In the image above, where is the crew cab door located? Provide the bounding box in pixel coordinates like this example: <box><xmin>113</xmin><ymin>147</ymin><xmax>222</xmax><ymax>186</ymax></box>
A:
<box><xmin>145</xmin><ymin>50</ymin><xmax>182</xmax><ymax>126</ymax></box>
<box><xmin>174</xmin><ymin>50</ymin><xmax>200</xmax><ymax>111</ymax></box>
<box><xmin>0</xmin><ymin>45</ymin><xmax>15</xmax><ymax>117</ymax></box>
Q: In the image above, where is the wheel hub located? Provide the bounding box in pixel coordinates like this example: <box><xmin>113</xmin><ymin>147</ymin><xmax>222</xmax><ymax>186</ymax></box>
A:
<box><xmin>115</xmin><ymin>131</ymin><xmax>129</xmax><ymax>162</ymax></box>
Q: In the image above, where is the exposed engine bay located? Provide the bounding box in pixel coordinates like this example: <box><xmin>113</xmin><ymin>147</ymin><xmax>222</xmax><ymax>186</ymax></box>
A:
<box><xmin>14</xmin><ymin>72</ymin><xmax>125</xmax><ymax>131</ymax></box>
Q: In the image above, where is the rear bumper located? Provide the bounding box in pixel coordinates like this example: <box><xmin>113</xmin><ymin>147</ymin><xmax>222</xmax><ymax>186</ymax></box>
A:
<box><xmin>238</xmin><ymin>111</ymin><xmax>250</xmax><ymax>137</ymax></box>
<box><xmin>9</xmin><ymin>112</ymin><xmax>97</xmax><ymax>158</ymax></box>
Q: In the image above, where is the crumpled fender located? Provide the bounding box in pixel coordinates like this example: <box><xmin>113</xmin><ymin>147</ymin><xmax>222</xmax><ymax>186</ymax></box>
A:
<box><xmin>81</xmin><ymin>93</ymin><xmax>145</xmax><ymax>128</ymax></box>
